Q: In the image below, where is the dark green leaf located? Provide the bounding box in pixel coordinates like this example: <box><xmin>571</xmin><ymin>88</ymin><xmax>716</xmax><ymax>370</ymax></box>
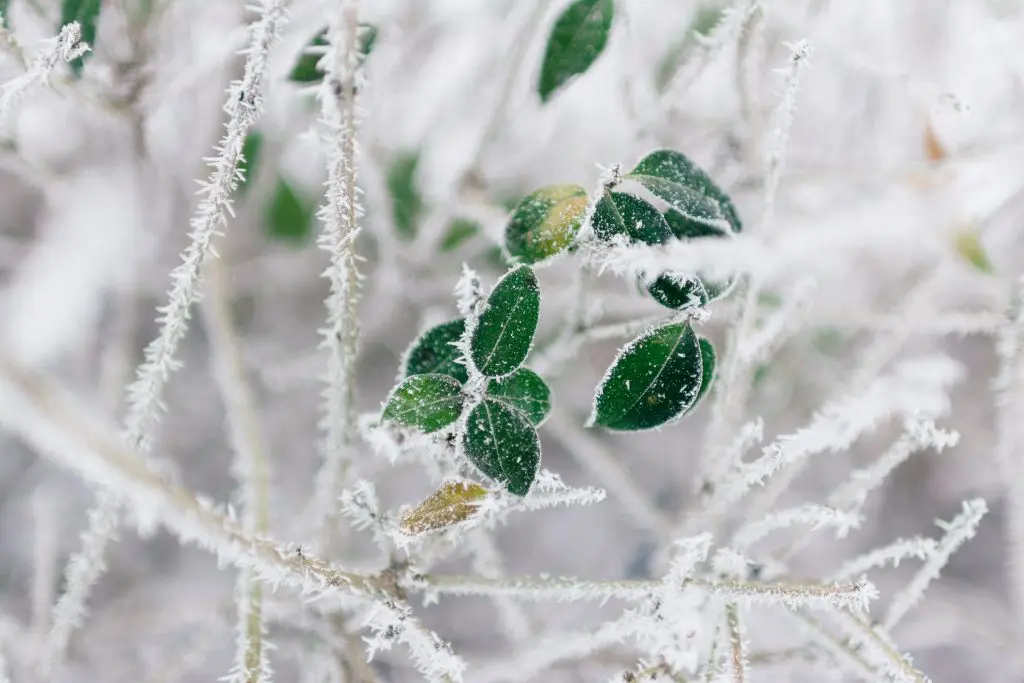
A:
<box><xmin>290</xmin><ymin>29</ymin><xmax>327</xmax><ymax>83</ymax></box>
<box><xmin>382</xmin><ymin>374</ymin><xmax>464</xmax><ymax>433</ymax></box>
<box><xmin>660</xmin><ymin>209</ymin><xmax>736</xmax><ymax>302</ymax></box>
<box><xmin>662</xmin><ymin>205</ymin><xmax>728</xmax><ymax>240</ymax></box>
<box><xmin>538</xmin><ymin>0</ymin><xmax>614</xmax><ymax>102</ymax></box>
<box><xmin>404</xmin><ymin>319</ymin><xmax>469</xmax><ymax>384</ymax></box>
<box><xmin>265</xmin><ymin>178</ymin><xmax>313</xmax><ymax>243</ymax></box>
<box><xmin>1</xmin><ymin>0</ymin><xmax>11</xmax><ymax>28</ymax></box>
<box><xmin>647</xmin><ymin>273</ymin><xmax>708</xmax><ymax>310</ymax></box>
<box><xmin>237</xmin><ymin>132</ymin><xmax>263</xmax><ymax>195</ymax></box>
<box><xmin>471</xmin><ymin>266</ymin><xmax>541</xmax><ymax>377</ymax></box>
<box><xmin>486</xmin><ymin>368</ymin><xmax>551</xmax><ymax>426</ymax></box>
<box><xmin>387</xmin><ymin>151</ymin><xmax>423</xmax><ymax>240</ymax></box>
<box><xmin>591</xmin><ymin>191</ymin><xmax>671</xmax><ymax>245</ymax></box>
<box><xmin>505</xmin><ymin>184</ymin><xmax>588</xmax><ymax>264</ymax></box>
<box><xmin>359</xmin><ymin>24</ymin><xmax>379</xmax><ymax>58</ymax></box>
<box><xmin>628</xmin><ymin>149</ymin><xmax>742</xmax><ymax>232</ymax></box>
<box><xmin>590</xmin><ymin>322</ymin><xmax>704</xmax><ymax>431</ymax></box>
<box><xmin>690</xmin><ymin>336</ymin><xmax>716</xmax><ymax>409</ymax></box>
<box><xmin>464</xmin><ymin>398</ymin><xmax>541</xmax><ymax>495</ymax></box>
<box><xmin>60</xmin><ymin>0</ymin><xmax>101</xmax><ymax>77</ymax></box>
<box><xmin>441</xmin><ymin>218</ymin><xmax>480</xmax><ymax>252</ymax></box>
<box><xmin>289</xmin><ymin>23</ymin><xmax>377</xmax><ymax>83</ymax></box>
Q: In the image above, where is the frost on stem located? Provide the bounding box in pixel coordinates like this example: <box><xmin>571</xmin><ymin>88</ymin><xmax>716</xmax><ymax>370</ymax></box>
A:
<box><xmin>310</xmin><ymin>0</ymin><xmax>367</xmax><ymax>536</ymax></box>
<box><xmin>702</xmin><ymin>355</ymin><xmax>962</xmax><ymax>519</ymax></box>
<box><xmin>40</xmin><ymin>2</ymin><xmax>289</xmax><ymax>676</ymax></box>
<box><xmin>883</xmin><ymin>498</ymin><xmax>987</xmax><ymax>630</ymax></box>
<box><xmin>203</xmin><ymin>258</ymin><xmax>273</xmax><ymax>683</ymax></box>
<box><xmin>0</xmin><ymin>22</ymin><xmax>88</xmax><ymax>124</ymax></box>
<box><xmin>761</xmin><ymin>39</ymin><xmax>813</xmax><ymax>228</ymax></box>
<box><xmin>124</xmin><ymin>0</ymin><xmax>288</xmax><ymax>457</ymax></box>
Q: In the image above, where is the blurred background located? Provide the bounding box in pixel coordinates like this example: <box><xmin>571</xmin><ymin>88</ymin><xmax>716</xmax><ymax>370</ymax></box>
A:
<box><xmin>1</xmin><ymin>0</ymin><xmax>1024</xmax><ymax>680</ymax></box>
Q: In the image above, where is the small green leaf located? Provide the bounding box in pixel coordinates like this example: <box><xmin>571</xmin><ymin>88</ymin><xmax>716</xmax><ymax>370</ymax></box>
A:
<box><xmin>505</xmin><ymin>184</ymin><xmax>588</xmax><ymax>264</ymax></box>
<box><xmin>590</xmin><ymin>322</ymin><xmax>704</xmax><ymax>431</ymax></box>
<box><xmin>237</xmin><ymin>132</ymin><xmax>264</xmax><ymax>195</ymax></box>
<box><xmin>403</xmin><ymin>319</ymin><xmax>469</xmax><ymax>384</ymax></box>
<box><xmin>290</xmin><ymin>30</ymin><xmax>327</xmax><ymax>83</ymax></box>
<box><xmin>382</xmin><ymin>374</ymin><xmax>464</xmax><ymax>433</ymax></box>
<box><xmin>464</xmin><ymin>398</ymin><xmax>541</xmax><ymax>495</ymax></box>
<box><xmin>441</xmin><ymin>218</ymin><xmax>480</xmax><ymax>252</ymax></box>
<box><xmin>647</xmin><ymin>273</ymin><xmax>708</xmax><ymax>310</ymax></box>
<box><xmin>690</xmin><ymin>336</ymin><xmax>716</xmax><ymax>409</ymax></box>
<box><xmin>359</xmin><ymin>24</ymin><xmax>379</xmax><ymax>58</ymax></box>
<box><xmin>538</xmin><ymin>0</ymin><xmax>614</xmax><ymax>102</ymax></box>
<box><xmin>954</xmin><ymin>227</ymin><xmax>995</xmax><ymax>274</ymax></box>
<box><xmin>628</xmin><ymin>149</ymin><xmax>742</xmax><ymax>233</ymax></box>
<box><xmin>387</xmin><ymin>151</ymin><xmax>423</xmax><ymax>240</ymax></box>
<box><xmin>60</xmin><ymin>0</ymin><xmax>101</xmax><ymax>77</ymax></box>
<box><xmin>471</xmin><ymin>266</ymin><xmax>541</xmax><ymax>377</ymax></box>
<box><xmin>265</xmin><ymin>178</ymin><xmax>313</xmax><ymax>243</ymax></box>
<box><xmin>486</xmin><ymin>368</ymin><xmax>551</xmax><ymax>426</ymax></box>
<box><xmin>289</xmin><ymin>23</ymin><xmax>378</xmax><ymax>83</ymax></box>
<box><xmin>400</xmin><ymin>480</ymin><xmax>488</xmax><ymax>535</ymax></box>
<box><xmin>591</xmin><ymin>191</ymin><xmax>672</xmax><ymax>245</ymax></box>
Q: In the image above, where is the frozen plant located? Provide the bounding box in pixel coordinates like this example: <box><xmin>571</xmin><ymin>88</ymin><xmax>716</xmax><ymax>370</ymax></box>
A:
<box><xmin>0</xmin><ymin>0</ymin><xmax>1020</xmax><ymax>682</ymax></box>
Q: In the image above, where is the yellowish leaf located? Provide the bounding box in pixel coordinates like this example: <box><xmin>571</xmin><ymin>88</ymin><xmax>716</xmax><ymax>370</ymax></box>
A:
<box><xmin>400</xmin><ymin>481</ymin><xmax>488</xmax><ymax>535</ymax></box>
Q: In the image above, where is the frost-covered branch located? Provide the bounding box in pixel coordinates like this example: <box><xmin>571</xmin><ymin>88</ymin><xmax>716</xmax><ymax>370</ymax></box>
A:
<box><xmin>687</xmin><ymin>356</ymin><xmax>961</xmax><ymax>532</ymax></box>
<box><xmin>202</xmin><ymin>258</ymin><xmax>273</xmax><ymax>683</ymax></box>
<box><xmin>0</xmin><ymin>355</ymin><xmax>465</xmax><ymax>682</ymax></box>
<box><xmin>39</xmin><ymin>2</ymin><xmax>289</xmax><ymax>676</ymax></box>
<box><xmin>883</xmin><ymin>499</ymin><xmax>987</xmax><ymax>631</ymax></box>
<box><xmin>309</xmin><ymin>0</ymin><xmax>366</xmax><ymax>535</ymax></box>
<box><xmin>419</xmin><ymin>572</ymin><xmax>874</xmax><ymax>611</ymax></box>
<box><xmin>831</xmin><ymin>537</ymin><xmax>938</xmax><ymax>583</ymax></box>
<box><xmin>0</xmin><ymin>22</ymin><xmax>88</xmax><ymax>123</ymax></box>
<box><xmin>123</xmin><ymin>0</ymin><xmax>288</xmax><ymax>455</ymax></box>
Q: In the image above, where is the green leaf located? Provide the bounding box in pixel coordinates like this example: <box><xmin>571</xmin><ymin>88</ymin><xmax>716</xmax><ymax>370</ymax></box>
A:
<box><xmin>400</xmin><ymin>480</ymin><xmax>488</xmax><ymax>535</ymax></box>
<box><xmin>591</xmin><ymin>191</ymin><xmax>671</xmax><ymax>245</ymax></box>
<box><xmin>628</xmin><ymin>149</ymin><xmax>742</xmax><ymax>233</ymax></box>
<box><xmin>590</xmin><ymin>322</ymin><xmax>704</xmax><ymax>431</ymax></box>
<box><xmin>954</xmin><ymin>227</ymin><xmax>995</xmax><ymax>274</ymax></box>
<box><xmin>464</xmin><ymin>398</ymin><xmax>541</xmax><ymax>495</ymax></box>
<box><xmin>387</xmin><ymin>151</ymin><xmax>423</xmax><ymax>240</ymax></box>
<box><xmin>538</xmin><ymin>0</ymin><xmax>614</xmax><ymax>102</ymax></box>
<box><xmin>505</xmin><ymin>184</ymin><xmax>588</xmax><ymax>264</ymax></box>
<box><xmin>657</xmin><ymin>208</ymin><xmax>737</xmax><ymax>304</ymax></box>
<box><xmin>471</xmin><ymin>266</ymin><xmax>541</xmax><ymax>377</ymax></box>
<box><xmin>237</xmin><ymin>132</ymin><xmax>264</xmax><ymax>195</ymax></box>
<box><xmin>690</xmin><ymin>336</ymin><xmax>716</xmax><ymax>409</ymax></box>
<box><xmin>662</xmin><ymin>204</ymin><xmax>728</xmax><ymax>240</ymax></box>
<box><xmin>403</xmin><ymin>319</ymin><xmax>469</xmax><ymax>384</ymax></box>
<box><xmin>486</xmin><ymin>368</ymin><xmax>551</xmax><ymax>426</ymax></box>
<box><xmin>264</xmin><ymin>178</ymin><xmax>313</xmax><ymax>243</ymax></box>
<box><xmin>382</xmin><ymin>374</ymin><xmax>464</xmax><ymax>433</ymax></box>
<box><xmin>1</xmin><ymin>0</ymin><xmax>11</xmax><ymax>28</ymax></box>
<box><xmin>647</xmin><ymin>273</ymin><xmax>708</xmax><ymax>310</ymax></box>
<box><xmin>441</xmin><ymin>218</ymin><xmax>480</xmax><ymax>252</ymax></box>
<box><xmin>290</xmin><ymin>30</ymin><xmax>327</xmax><ymax>83</ymax></box>
<box><xmin>60</xmin><ymin>0</ymin><xmax>101</xmax><ymax>77</ymax></box>
<box><xmin>289</xmin><ymin>24</ymin><xmax>378</xmax><ymax>83</ymax></box>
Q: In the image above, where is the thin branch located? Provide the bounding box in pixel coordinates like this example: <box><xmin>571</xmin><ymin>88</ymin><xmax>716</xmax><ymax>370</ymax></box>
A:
<box><xmin>309</xmin><ymin>0</ymin><xmax>365</xmax><ymax>538</ymax></box>
<box><xmin>202</xmin><ymin>257</ymin><xmax>273</xmax><ymax>683</ymax></box>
